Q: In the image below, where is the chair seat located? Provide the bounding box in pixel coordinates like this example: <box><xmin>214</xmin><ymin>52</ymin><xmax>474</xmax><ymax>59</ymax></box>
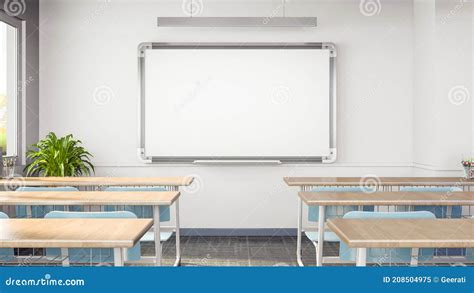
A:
<box><xmin>305</xmin><ymin>231</ymin><xmax>341</xmax><ymax>243</ymax></box>
<box><xmin>140</xmin><ymin>231</ymin><xmax>173</xmax><ymax>242</ymax></box>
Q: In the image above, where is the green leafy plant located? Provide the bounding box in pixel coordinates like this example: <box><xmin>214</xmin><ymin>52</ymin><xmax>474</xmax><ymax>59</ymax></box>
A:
<box><xmin>24</xmin><ymin>132</ymin><xmax>94</xmax><ymax>177</ymax></box>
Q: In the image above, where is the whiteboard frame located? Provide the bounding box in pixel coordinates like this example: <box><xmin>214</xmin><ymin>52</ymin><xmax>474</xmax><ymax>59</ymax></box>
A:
<box><xmin>138</xmin><ymin>42</ymin><xmax>337</xmax><ymax>164</ymax></box>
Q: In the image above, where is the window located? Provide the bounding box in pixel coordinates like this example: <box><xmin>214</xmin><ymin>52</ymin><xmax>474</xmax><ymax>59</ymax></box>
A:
<box><xmin>0</xmin><ymin>11</ymin><xmax>22</xmax><ymax>157</ymax></box>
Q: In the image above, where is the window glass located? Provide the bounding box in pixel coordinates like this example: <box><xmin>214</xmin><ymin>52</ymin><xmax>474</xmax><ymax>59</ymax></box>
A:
<box><xmin>0</xmin><ymin>20</ymin><xmax>18</xmax><ymax>156</ymax></box>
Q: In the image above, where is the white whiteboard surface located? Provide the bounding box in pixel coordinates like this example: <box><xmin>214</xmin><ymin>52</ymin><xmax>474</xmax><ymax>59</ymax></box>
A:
<box><xmin>141</xmin><ymin>43</ymin><xmax>336</xmax><ymax>162</ymax></box>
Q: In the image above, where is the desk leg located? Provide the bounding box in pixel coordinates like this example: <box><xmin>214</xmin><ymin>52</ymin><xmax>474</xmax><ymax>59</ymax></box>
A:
<box><xmin>61</xmin><ymin>248</ymin><xmax>70</xmax><ymax>267</ymax></box>
<box><xmin>26</xmin><ymin>206</ymin><xmax>32</xmax><ymax>218</ymax></box>
<box><xmin>123</xmin><ymin>248</ymin><xmax>128</xmax><ymax>262</ymax></box>
<box><xmin>316</xmin><ymin>206</ymin><xmax>325</xmax><ymax>267</ymax></box>
<box><xmin>410</xmin><ymin>248</ymin><xmax>419</xmax><ymax>266</ymax></box>
<box><xmin>153</xmin><ymin>205</ymin><xmax>162</xmax><ymax>266</ymax></box>
<box><xmin>114</xmin><ymin>248</ymin><xmax>124</xmax><ymax>267</ymax></box>
<box><xmin>356</xmin><ymin>248</ymin><xmax>367</xmax><ymax>267</ymax></box>
<box><xmin>174</xmin><ymin>197</ymin><xmax>181</xmax><ymax>267</ymax></box>
<box><xmin>446</xmin><ymin>206</ymin><xmax>453</xmax><ymax>218</ymax></box>
<box><xmin>297</xmin><ymin>196</ymin><xmax>303</xmax><ymax>267</ymax></box>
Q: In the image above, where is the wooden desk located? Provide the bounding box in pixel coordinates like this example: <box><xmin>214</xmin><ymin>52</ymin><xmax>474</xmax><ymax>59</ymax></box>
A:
<box><xmin>286</xmin><ymin>176</ymin><xmax>474</xmax><ymax>267</ymax></box>
<box><xmin>0</xmin><ymin>218</ymin><xmax>153</xmax><ymax>266</ymax></box>
<box><xmin>0</xmin><ymin>191</ymin><xmax>179</xmax><ymax>206</ymax></box>
<box><xmin>327</xmin><ymin>218</ymin><xmax>474</xmax><ymax>266</ymax></box>
<box><xmin>299</xmin><ymin>191</ymin><xmax>474</xmax><ymax>206</ymax></box>
<box><xmin>284</xmin><ymin>177</ymin><xmax>474</xmax><ymax>187</ymax></box>
<box><xmin>0</xmin><ymin>191</ymin><xmax>180</xmax><ymax>267</ymax></box>
<box><xmin>0</xmin><ymin>176</ymin><xmax>194</xmax><ymax>267</ymax></box>
<box><xmin>0</xmin><ymin>176</ymin><xmax>194</xmax><ymax>187</ymax></box>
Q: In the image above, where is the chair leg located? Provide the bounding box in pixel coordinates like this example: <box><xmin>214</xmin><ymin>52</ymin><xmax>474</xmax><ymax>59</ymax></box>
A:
<box><xmin>410</xmin><ymin>248</ymin><xmax>419</xmax><ymax>266</ymax></box>
<box><xmin>316</xmin><ymin>206</ymin><xmax>325</xmax><ymax>266</ymax></box>
<box><xmin>313</xmin><ymin>241</ymin><xmax>319</xmax><ymax>265</ymax></box>
<box><xmin>356</xmin><ymin>248</ymin><xmax>367</xmax><ymax>266</ymax></box>
<box><xmin>296</xmin><ymin>197</ymin><xmax>304</xmax><ymax>267</ymax></box>
<box><xmin>61</xmin><ymin>248</ymin><xmax>70</xmax><ymax>267</ymax></box>
<box><xmin>113</xmin><ymin>248</ymin><xmax>124</xmax><ymax>267</ymax></box>
<box><xmin>174</xmin><ymin>197</ymin><xmax>181</xmax><ymax>267</ymax></box>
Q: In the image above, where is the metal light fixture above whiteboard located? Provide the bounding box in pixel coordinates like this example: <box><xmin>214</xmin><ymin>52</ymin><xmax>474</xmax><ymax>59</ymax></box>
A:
<box><xmin>157</xmin><ymin>0</ymin><xmax>316</xmax><ymax>27</ymax></box>
<box><xmin>157</xmin><ymin>17</ymin><xmax>317</xmax><ymax>27</ymax></box>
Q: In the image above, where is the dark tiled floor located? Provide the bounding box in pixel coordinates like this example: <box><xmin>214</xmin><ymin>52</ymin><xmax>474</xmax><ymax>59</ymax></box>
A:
<box><xmin>141</xmin><ymin>236</ymin><xmax>339</xmax><ymax>266</ymax></box>
<box><xmin>7</xmin><ymin>237</ymin><xmax>472</xmax><ymax>267</ymax></box>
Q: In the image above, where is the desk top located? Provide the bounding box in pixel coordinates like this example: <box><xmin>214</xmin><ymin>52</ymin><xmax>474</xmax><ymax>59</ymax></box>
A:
<box><xmin>0</xmin><ymin>191</ymin><xmax>180</xmax><ymax>206</ymax></box>
<box><xmin>0</xmin><ymin>177</ymin><xmax>194</xmax><ymax>187</ymax></box>
<box><xmin>284</xmin><ymin>177</ymin><xmax>474</xmax><ymax>186</ymax></box>
<box><xmin>327</xmin><ymin>218</ymin><xmax>474</xmax><ymax>248</ymax></box>
<box><xmin>0</xmin><ymin>219</ymin><xmax>153</xmax><ymax>248</ymax></box>
<box><xmin>299</xmin><ymin>192</ymin><xmax>474</xmax><ymax>206</ymax></box>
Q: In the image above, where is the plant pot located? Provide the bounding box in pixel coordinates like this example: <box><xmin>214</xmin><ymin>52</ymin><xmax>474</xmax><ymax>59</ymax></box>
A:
<box><xmin>463</xmin><ymin>166</ymin><xmax>473</xmax><ymax>179</ymax></box>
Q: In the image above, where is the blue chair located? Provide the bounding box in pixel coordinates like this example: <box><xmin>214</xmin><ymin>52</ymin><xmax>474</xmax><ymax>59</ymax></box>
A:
<box><xmin>44</xmin><ymin>211</ymin><xmax>141</xmax><ymax>264</ymax></box>
<box><xmin>0</xmin><ymin>212</ymin><xmax>15</xmax><ymax>262</ymax></box>
<box><xmin>103</xmin><ymin>187</ymin><xmax>172</xmax><ymax>242</ymax></box>
<box><xmin>15</xmin><ymin>187</ymin><xmax>81</xmax><ymax>218</ymax></box>
<box><xmin>399</xmin><ymin>187</ymin><xmax>463</xmax><ymax>218</ymax></box>
<box><xmin>339</xmin><ymin>211</ymin><xmax>436</xmax><ymax>265</ymax></box>
<box><xmin>399</xmin><ymin>186</ymin><xmax>463</xmax><ymax>256</ymax></box>
<box><xmin>305</xmin><ymin>186</ymin><xmax>375</xmax><ymax>261</ymax></box>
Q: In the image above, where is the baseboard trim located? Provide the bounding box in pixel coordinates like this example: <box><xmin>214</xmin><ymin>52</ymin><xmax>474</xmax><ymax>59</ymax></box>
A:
<box><xmin>180</xmin><ymin>228</ymin><xmax>297</xmax><ymax>237</ymax></box>
<box><xmin>93</xmin><ymin>161</ymin><xmax>415</xmax><ymax>168</ymax></box>
<box><xmin>413</xmin><ymin>162</ymin><xmax>462</xmax><ymax>172</ymax></box>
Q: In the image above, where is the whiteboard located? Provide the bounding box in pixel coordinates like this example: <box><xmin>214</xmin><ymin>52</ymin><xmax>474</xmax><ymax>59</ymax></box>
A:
<box><xmin>139</xmin><ymin>43</ymin><xmax>336</xmax><ymax>163</ymax></box>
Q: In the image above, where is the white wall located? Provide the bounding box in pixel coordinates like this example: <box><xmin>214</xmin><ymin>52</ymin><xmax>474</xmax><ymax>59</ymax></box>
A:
<box><xmin>413</xmin><ymin>0</ymin><xmax>473</xmax><ymax>176</ymax></box>
<box><xmin>40</xmin><ymin>0</ymin><xmax>416</xmax><ymax>229</ymax></box>
<box><xmin>413</xmin><ymin>0</ymin><xmax>437</xmax><ymax>172</ymax></box>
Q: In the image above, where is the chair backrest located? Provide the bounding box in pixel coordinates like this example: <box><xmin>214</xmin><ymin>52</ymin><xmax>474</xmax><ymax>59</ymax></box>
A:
<box><xmin>339</xmin><ymin>211</ymin><xmax>436</xmax><ymax>263</ymax></box>
<box><xmin>0</xmin><ymin>212</ymin><xmax>14</xmax><ymax>260</ymax></box>
<box><xmin>308</xmin><ymin>186</ymin><xmax>375</xmax><ymax>222</ymax></box>
<box><xmin>343</xmin><ymin>210</ymin><xmax>435</xmax><ymax>219</ymax></box>
<box><xmin>15</xmin><ymin>186</ymin><xmax>80</xmax><ymax>218</ymax></box>
<box><xmin>400</xmin><ymin>186</ymin><xmax>464</xmax><ymax>257</ymax></box>
<box><xmin>104</xmin><ymin>187</ymin><xmax>170</xmax><ymax>222</ymax></box>
<box><xmin>44</xmin><ymin>211</ymin><xmax>141</xmax><ymax>262</ymax></box>
<box><xmin>45</xmin><ymin>210</ymin><xmax>137</xmax><ymax>219</ymax></box>
<box><xmin>399</xmin><ymin>186</ymin><xmax>462</xmax><ymax>218</ymax></box>
<box><xmin>399</xmin><ymin>187</ymin><xmax>462</xmax><ymax>192</ymax></box>
<box><xmin>17</xmin><ymin>186</ymin><xmax>79</xmax><ymax>192</ymax></box>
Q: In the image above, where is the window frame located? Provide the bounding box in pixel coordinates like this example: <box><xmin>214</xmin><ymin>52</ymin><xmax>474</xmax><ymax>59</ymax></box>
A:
<box><xmin>0</xmin><ymin>10</ymin><xmax>25</xmax><ymax>161</ymax></box>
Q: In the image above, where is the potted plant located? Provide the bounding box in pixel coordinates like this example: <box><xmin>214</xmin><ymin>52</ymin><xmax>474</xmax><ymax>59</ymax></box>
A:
<box><xmin>24</xmin><ymin>132</ymin><xmax>94</xmax><ymax>177</ymax></box>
